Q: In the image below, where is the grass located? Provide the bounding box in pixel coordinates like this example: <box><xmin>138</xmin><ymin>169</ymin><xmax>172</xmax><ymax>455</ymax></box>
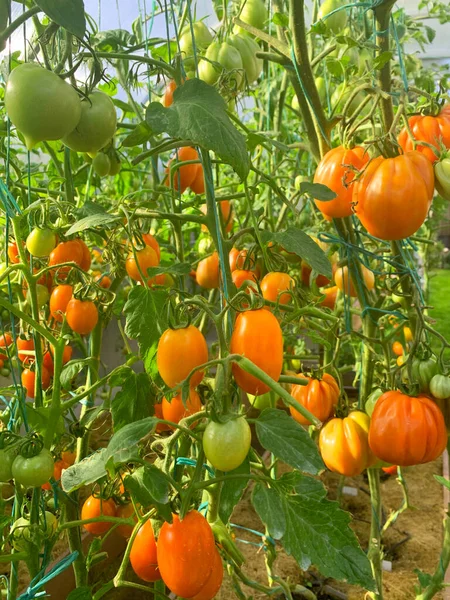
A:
<box><xmin>428</xmin><ymin>269</ymin><xmax>450</xmax><ymax>356</ymax></box>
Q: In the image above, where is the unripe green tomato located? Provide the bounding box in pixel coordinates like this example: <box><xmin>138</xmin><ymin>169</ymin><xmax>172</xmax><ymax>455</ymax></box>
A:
<box><xmin>11</xmin><ymin>517</ymin><xmax>32</xmax><ymax>550</ymax></box>
<box><xmin>0</xmin><ymin>368</ymin><xmax>10</xmax><ymax>377</ymax></box>
<box><xmin>0</xmin><ymin>449</ymin><xmax>15</xmax><ymax>482</ymax></box>
<box><xmin>228</xmin><ymin>34</ymin><xmax>262</xmax><ymax>84</ymax></box>
<box><xmin>203</xmin><ymin>416</ymin><xmax>251</xmax><ymax>471</ymax></box>
<box><xmin>391</xmin><ymin>292</ymin><xmax>409</xmax><ymax>310</ymax></box>
<box><xmin>291</xmin><ymin>94</ymin><xmax>300</xmax><ymax>112</ymax></box>
<box><xmin>27</xmin><ymin>284</ymin><xmax>50</xmax><ymax>308</ymax></box>
<box><xmin>199</xmin><ymin>41</ymin><xmax>244</xmax><ymax>90</ymax></box>
<box><xmin>315</xmin><ymin>76</ymin><xmax>327</xmax><ymax>105</ymax></box>
<box><xmin>92</xmin><ymin>152</ymin><xmax>111</xmax><ymax>177</ymax></box>
<box><xmin>248</xmin><ymin>391</ymin><xmax>272</xmax><ymax>410</ymax></box>
<box><xmin>435</xmin><ymin>158</ymin><xmax>450</xmax><ymax>201</ymax></box>
<box><xmin>294</xmin><ymin>175</ymin><xmax>308</xmax><ymax>191</ymax></box>
<box><xmin>62</xmin><ymin>91</ymin><xmax>117</xmax><ymax>156</ymax></box>
<box><xmin>5</xmin><ymin>63</ymin><xmax>82</xmax><ymax>150</ymax></box>
<box><xmin>26</xmin><ymin>227</ymin><xmax>56</xmax><ymax>258</ymax></box>
<box><xmin>1</xmin><ymin>309</ymin><xmax>9</xmax><ymax>321</ymax></box>
<box><xmin>405</xmin><ymin>357</ymin><xmax>438</xmax><ymax>394</ymax></box>
<box><xmin>233</xmin><ymin>0</ymin><xmax>268</xmax><ymax>34</ymax></box>
<box><xmin>41</xmin><ymin>511</ymin><xmax>58</xmax><ymax>537</ymax></box>
<box><xmin>365</xmin><ymin>388</ymin><xmax>383</xmax><ymax>417</ymax></box>
<box><xmin>318</xmin><ymin>0</ymin><xmax>348</xmax><ymax>34</ymax></box>
<box><xmin>108</xmin><ymin>153</ymin><xmax>121</xmax><ymax>176</ymax></box>
<box><xmin>430</xmin><ymin>374</ymin><xmax>450</xmax><ymax>400</ymax></box>
<box><xmin>12</xmin><ymin>448</ymin><xmax>54</xmax><ymax>488</ymax></box>
<box><xmin>331</xmin><ymin>83</ymin><xmax>366</xmax><ymax>116</ymax></box>
<box><xmin>179</xmin><ymin>22</ymin><xmax>213</xmax><ymax>69</ymax></box>
<box><xmin>198</xmin><ymin>236</ymin><xmax>213</xmax><ymax>256</ymax></box>
<box><xmin>357</xmin><ymin>47</ymin><xmax>373</xmax><ymax>75</ymax></box>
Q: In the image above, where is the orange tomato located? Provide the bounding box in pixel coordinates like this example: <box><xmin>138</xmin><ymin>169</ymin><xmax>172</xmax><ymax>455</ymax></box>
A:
<box><xmin>201</xmin><ymin>201</ymin><xmax>233</xmax><ymax>234</ymax></box>
<box><xmin>142</xmin><ymin>233</ymin><xmax>161</xmax><ymax>262</ymax></box>
<box><xmin>21</xmin><ymin>367</ymin><xmax>51</xmax><ymax>398</ymax></box>
<box><xmin>392</xmin><ymin>341</ymin><xmax>404</xmax><ymax>356</ymax></box>
<box><xmin>65</xmin><ymin>299</ymin><xmax>98</xmax><ymax>335</ymax></box>
<box><xmin>191</xmin><ymin>547</ymin><xmax>223</xmax><ymax>600</ymax></box>
<box><xmin>49</xmin><ymin>241</ymin><xmax>85</xmax><ymax>278</ymax></box>
<box><xmin>17</xmin><ymin>337</ymin><xmax>35</xmax><ymax>365</ymax></box>
<box><xmin>165</xmin><ymin>147</ymin><xmax>199</xmax><ymax>192</ymax></box>
<box><xmin>260</xmin><ymin>272</ymin><xmax>294</xmax><ymax>305</ymax></box>
<box><xmin>162</xmin><ymin>389</ymin><xmax>202</xmax><ymax>428</ymax></box>
<box><xmin>320</xmin><ymin>286</ymin><xmax>338</xmax><ymax>309</ymax></box>
<box><xmin>74</xmin><ymin>239</ymin><xmax>91</xmax><ymax>271</ymax></box>
<box><xmin>229</xmin><ymin>248</ymin><xmax>249</xmax><ymax>272</ymax></box>
<box><xmin>81</xmin><ymin>496</ymin><xmax>117</xmax><ymax>535</ymax></box>
<box><xmin>163</xmin><ymin>80</ymin><xmax>177</xmax><ymax>107</ymax></box>
<box><xmin>50</xmin><ymin>284</ymin><xmax>73</xmax><ymax>323</ymax></box>
<box><xmin>0</xmin><ymin>332</ymin><xmax>12</xmax><ymax>360</ymax></box>
<box><xmin>154</xmin><ymin>402</ymin><xmax>171</xmax><ymax>432</ymax></box>
<box><xmin>334</xmin><ymin>264</ymin><xmax>374</xmax><ymax>297</ymax></box>
<box><xmin>232</xmin><ymin>269</ymin><xmax>258</xmax><ymax>290</ymax></box>
<box><xmin>61</xmin><ymin>450</ymin><xmax>76</xmax><ymax>465</ymax></box>
<box><xmin>42</xmin><ymin>459</ymin><xmax>69</xmax><ymax>491</ymax></box>
<box><xmin>313</xmin><ymin>145</ymin><xmax>369</xmax><ymax>219</ymax></box>
<box><xmin>116</xmin><ymin>503</ymin><xmax>137</xmax><ymax>538</ymax></box>
<box><xmin>130</xmin><ymin>520</ymin><xmax>161</xmax><ymax>582</ymax></box>
<box><xmin>157</xmin><ymin>325</ymin><xmax>208</xmax><ymax>389</ymax></box>
<box><xmin>353</xmin><ymin>151</ymin><xmax>434</xmax><ymax>240</ymax></box>
<box><xmin>290</xmin><ymin>373</ymin><xmax>340</xmax><ymax>426</ymax></box>
<box><xmin>196</xmin><ymin>252</ymin><xmax>220</xmax><ymax>289</ymax></box>
<box><xmin>126</xmin><ymin>245</ymin><xmax>159</xmax><ymax>283</ymax></box>
<box><xmin>398</xmin><ymin>107</ymin><xmax>450</xmax><ymax>163</ymax></box>
<box><xmin>190</xmin><ymin>164</ymin><xmax>205</xmax><ymax>195</ymax></box>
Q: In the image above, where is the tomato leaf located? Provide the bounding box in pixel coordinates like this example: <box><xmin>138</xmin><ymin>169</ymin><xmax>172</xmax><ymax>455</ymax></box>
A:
<box><xmin>253</xmin><ymin>476</ymin><xmax>375</xmax><ymax>589</ymax></box>
<box><xmin>124</xmin><ymin>287</ymin><xmax>168</xmax><ymax>379</ymax></box>
<box><xmin>300</xmin><ymin>181</ymin><xmax>336</xmax><ymax>201</ymax></box>
<box><xmin>144</xmin><ymin>262</ymin><xmax>192</xmax><ymax>278</ymax></box>
<box><xmin>145</xmin><ymin>78</ymin><xmax>249</xmax><ymax>180</ymax></box>
<box><xmin>255</xmin><ymin>409</ymin><xmax>324</xmax><ymax>475</ymax></box>
<box><xmin>34</xmin><ymin>0</ymin><xmax>86</xmax><ymax>39</ymax></box>
<box><xmin>272</xmin><ymin>12</ymin><xmax>289</xmax><ymax>27</ymax></box>
<box><xmin>260</xmin><ymin>227</ymin><xmax>331</xmax><ymax>278</ymax></box>
<box><xmin>61</xmin><ymin>358</ymin><xmax>97</xmax><ymax>391</ymax></box>
<box><xmin>122</xmin><ymin>122</ymin><xmax>152</xmax><ymax>147</ymax></box>
<box><xmin>218</xmin><ymin>456</ymin><xmax>250</xmax><ymax>523</ymax></box>
<box><xmin>93</xmin><ymin>29</ymin><xmax>137</xmax><ymax>51</ymax></box>
<box><xmin>61</xmin><ymin>449</ymin><xmax>108</xmax><ymax>492</ymax></box>
<box><xmin>111</xmin><ymin>368</ymin><xmax>153</xmax><ymax>432</ymax></box>
<box><xmin>124</xmin><ymin>465</ymin><xmax>172</xmax><ymax>522</ymax></box>
<box><xmin>104</xmin><ymin>416</ymin><xmax>158</xmax><ymax>464</ymax></box>
<box><xmin>373</xmin><ymin>51</ymin><xmax>393</xmax><ymax>70</ymax></box>
<box><xmin>67</xmin><ymin>587</ymin><xmax>93</xmax><ymax>600</ymax></box>
<box><xmin>65</xmin><ymin>214</ymin><xmax>122</xmax><ymax>236</ymax></box>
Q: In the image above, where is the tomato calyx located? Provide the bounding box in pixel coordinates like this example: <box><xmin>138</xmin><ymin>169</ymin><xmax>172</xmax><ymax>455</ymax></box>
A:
<box><xmin>0</xmin><ymin>430</ymin><xmax>21</xmax><ymax>451</ymax></box>
<box><xmin>16</xmin><ymin>433</ymin><xmax>47</xmax><ymax>460</ymax></box>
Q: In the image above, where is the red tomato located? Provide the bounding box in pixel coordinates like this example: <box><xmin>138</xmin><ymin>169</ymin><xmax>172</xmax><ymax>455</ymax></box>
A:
<box><xmin>230</xmin><ymin>309</ymin><xmax>283</xmax><ymax>395</ymax></box>
<box><xmin>157</xmin><ymin>511</ymin><xmax>215</xmax><ymax>597</ymax></box>
<box><xmin>191</xmin><ymin>547</ymin><xmax>223</xmax><ymax>600</ymax></box>
<box><xmin>157</xmin><ymin>325</ymin><xmax>208</xmax><ymax>389</ymax></box>
<box><xmin>17</xmin><ymin>337</ymin><xmax>35</xmax><ymax>365</ymax></box>
<box><xmin>43</xmin><ymin>351</ymin><xmax>54</xmax><ymax>375</ymax></box>
<box><xmin>66</xmin><ymin>299</ymin><xmax>99</xmax><ymax>335</ymax></box>
<box><xmin>126</xmin><ymin>246</ymin><xmax>159</xmax><ymax>283</ymax></box>
<box><xmin>398</xmin><ymin>107</ymin><xmax>450</xmax><ymax>163</ymax></box>
<box><xmin>130</xmin><ymin>520</ymin><xmax>161</xmax><ymax>582</ymax></box>
<box><xmin>7</xmin><ymin>240</ymin><xmax>21</xmax><ymax>264</ymax></box>
<box><xmin>313</xmin><ymin>145</ymin><xmax>369</xmax><ymax>218</ymax></box>
<box><xmin>162</xmin><ymin>389</ymin><xmax>202</xmax><ymax>428</ymax></box>
<box><xmin>382</xmin><ymin>465</ymin><xmax>398</xmax><ymax>475</ymax></box>
<box><xmin>81</xmin><ymin>496</ymin><xmax>117</xmax><ymax>535</ymax></box>
<box><xmin>49</xmin><ymin>285</ymin><xmax>73</xmax><ymax>323</ymax></box>
<box><xmin>116</xmin><ymin>503</ymin><xmax>136</xmax><ymax>539</ymax></box>
<box><xmin>21</xmin><ymin>367</ymin><xmax>51</xmax><ymax>398</ymax></box>
<box><xmin>165</xmin><ymin>147</ymin><xmax>199</xmax><ymax>192</ymax></box>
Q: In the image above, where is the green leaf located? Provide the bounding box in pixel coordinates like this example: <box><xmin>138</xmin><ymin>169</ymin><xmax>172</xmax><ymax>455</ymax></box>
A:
<box><xmin>124</xmin><ymin>287</ymin><xmax>168</xmax><ymax>378</ymax></box>
<box><xmin>67</xmin><ymin>587</ymin><xmax>93</xmax><ymax>600</ymax></box>
<box><xmin>61</xmin><ymin>358</ymin><xmax>96</xmax><ymax>391</ymax></box>
<box><xmin>122</xmin><ymin>122</ymin><xmax>152</xmax><ymax>147</ymax></box>
<box><xmin>65</xmin><ymin>214</ymin><xmax>122</xmax><ymax>236</ymax></box>
<box><xmin>113</xmin><ymin>99</ymin><xmax>134</xmax><ymax>114</ymax></box>
<box><xmin>25</xmin><ymin>405</ymin><xmax>65</xmax><ymax>437</ymax></box>
<box><xmin>260</xmin><ymin>227</ymin><xmax>331</xmax><ymax>278</ymax></box>
<box><xmin>254</xmin><ymin>475</ymin><xmax>375</xmax><ymax>589</ymax></box>
<box><xmin>94</xmin><ymin>29</ymin><xmax>137</xmax><ymax>51</ymax></box>
<box><xmin>219</xmin><ymin>456</ymin><xmax>250</xmax><ymax>523</ymax></box>
<box><xmin>104</xmin><ymin>416</ymin><xmax>158</xmax><ymax>464</ymax></box>
<box><xmin>124</xmin><ymin>465</ymin><xmax>172</xmax><ymax>522</ymax></box>
<box><xmin>145</xmin><ymin>78</ymin><xmax>249</xmax><ymax>180</ymax></box>
<box><xmin>61</xmin><ymin>449</ymin><xmax>107</xmax><ymax>492</ymax></box>
<box><xmin>111</xmin><ymin>368</ymin><xmax>153</xmax><ymax>432</ymax></box>
<box><xmin>272</xmin><ymin>12</ymin><xmax>289</xmax><ymax>26</ymax></box>
<box><xmin>373</xmin><ymin>51</ymin><xmax>393</xmax><ymax>70</ymax></box>
<box><xmin>255</xmin><ymin>409</ymin><xmax>324</xmax><ymax>475</ymax></box>
<box><xmin>252</xmin><ymin>484</ymin><xmax>285</xmax><ymax>539</ymax></box>
<box><xmin>300</xmin><ymin>181</ymin><xmax>336</xmax><ymax>201</ymax></box>
<box><xmin>34</xmin><ymin>0</ymin><xmax>86</xmax><ymax>38</ymax></box>
<box><xmin>144</xmin><ymin>262</ymin><xmax>192</xmax><ymax>278</ymax></box>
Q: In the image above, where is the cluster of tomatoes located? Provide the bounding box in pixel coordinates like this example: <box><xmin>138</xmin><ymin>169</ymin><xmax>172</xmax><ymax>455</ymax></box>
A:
<box><xmin>164</xmin><ymin>145</ymin><xmax>206</xmax><ymax>194</ymax></box>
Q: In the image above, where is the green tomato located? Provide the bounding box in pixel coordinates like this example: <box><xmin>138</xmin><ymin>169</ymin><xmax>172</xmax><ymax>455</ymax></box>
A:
<box><xmin>179</xmin><ymin>22</ymin><xmax>213</xmax><ymax>69</ymax></box>
<box><xmin>406</xmin><ymin>357</ymin><xmax>438</xmax><ymax>394</ymax></box>
<box><xmin>199</xmin><ymin>41</ymin><xmax>244</xmax><ymax>90</ymax></box>
<box><xmin>62</xmin><ymin>91</ymin><xmax>117</xmax><ymax>156</ymax></box>
<box><xmin>430</xmin><ymin>374</ymin><xmax>450</xmax><ymax>400</ymax></box>
<box><xmin>40</xmin><ymin>511</ymin><xmax>58</xmax><ymax>537</ymax></box>
<box><xmin>228</xmin><ymin>34</ymin><xmax>262</xmax><ymax>84</ymax></box>
<box><xmin>12</xmin><ymin>448</ymin><xmax>54</xmax><ymax>488</ymax></box>
<box><xmin>0</xmin><ymin>449</ymin><xmax>15</xmax><ymax>482</ymax></box>
<box><xmin>391</xmin><ymin>291</ymin><xmax>409</xmax><ymax>310</ymax></box>
<box><xmin>315</xmin><ymin>76</ymin><xmax>327</xmax><ymax>105</ymax></box>
<box><xmin>108</xmin><ymin>153</ymin><xmax>121</xmax><ymax>176</ymax></box>
<box><xmin>318</xmin><ymin>0</ymin><xmax>348</xmax><ymax>34</ymax></box>
<box><xmin>291</xmin><ymin>94</ymin><xmax>300</xmax><ymax>112</ymax></box>
<box><xmin>233</xmin><ymin>0</ymin><xmax>268</xmax><ymax>34</ymax></box>
<box><xmin>365</xmin><ymin>388</ymin><xmax>383</xmax><ymax>417</ymax></box>
<box><xmin>357</xmin><ymin>47</ymin><xmax>373</xmax><ymax>75</ymax></box>
<box><xmin>11</xmin><ymin>517</ymin><xmax>32</xmax><ymax>550</ymax></box>
<box><xmin>198</xmin><ymin>236</ymin><xmax>213</xmax><ymax>256</ymax></box>
<box><xmin>25</xmin><ymin>227</ymin><xmax>56</xmax><ymax>258</ymax></box>
<box><xmin>5</xmin><ymin>63</ymin><xmax>82</xmax><ymax>150</ymax></box>
<box><xmin>27</xmin><ymin>284</ymin><xmax>50</xmax><ymax>308</ymax></box>
<box><xmin>435</xmin><ymin>158</ymin><xmax>450</xmax><ymax>201</ymax></box>
<box><xmin>203</xmin><ymin>416</ymin><xmax>251</xmax><ymax>471</ymax></box>
<box><xmin>92</xmin><ymin>152</ymin><xmax>111</xmax><ymax>177</ymax></box>
<box><xmin>331</xmin><ymin>82</ymin><xmax>366</xmax><ymax>116</ymax></box>
<box><xmin>248</xmin><ymin>392</ymin><xmax>272</xmax><ymax>410</ymax></box>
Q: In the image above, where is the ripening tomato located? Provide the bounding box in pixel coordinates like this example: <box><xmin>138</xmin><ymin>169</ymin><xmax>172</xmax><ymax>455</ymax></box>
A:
<box><xmin>369</xmin><ymin>391</ymin><xmax>447</xmax><ymax>465</ymax></box>
<box><xmin>21</xmin><ymin>367</ymin><xmax>51</xmax><ymax>398</ymax></box>
<box><xmin>203</xmin><ymin>416</ymin><xmax>251</xmax><ymax>471</ymax></box>
<box><xmin>166</xmin><ymin>147</ymin><xmax>199</xmax><ymax>192</ymax></box>
<box><xmin>157</xmin><ymin>511</ymin><xmax>215</xmax><ymax>598</ymax></box>
<box><xmin>162</xmin><ymin>389</ymin><xmax>202</xmax><ymax>427</ymax></box>
<box><xmin>196</xmin><ymin>252</ymin><xmax>220</xmax><ymax>289</ymax></box>
<box><xmin>49</xmin><ymin>241</ymin><xmax>85</xmax><ymax>278</ymax></box>
<box><xmin>260</xmin><ymin>272</ymin><xmax>294</xmax><ymax>305</ymax></box>
<box><xmin>0</xmin><ymin>332</ymin><xmax>12</xmax><ymax>360</ymax></box>
<box><xmin>319</xmin><ymin>411</ymin><xmax>376</xmax><ymax>476</ymax></box>
<box><xmin>353</xmin><ymin>151</ymin><xmax>434</xmax><ymax>240</ymax></box>
<box><xmin>191</xmin><ymin>547</ymin><xmax>223</xmax><ymax>600</ymax></box>
<box><xmin>290</xmin><ymin>373</ymin><xmax>340</xmax><ymax>426</ymax></box>
<box><xmin>142</xmin><ymin>233</ymin><xmax>161</xmax><ymax>261</ymax></box>
<box><xmin>157</xmin><ymin>325</ymin><xmax>208</xmax><ymax>389</ymax></box>
<box><xmin>50</xmin><ymin>284</ymin><xmax>73</xmax><ymax>323</ymax></box>
<box><xmin>130</xmin><ymin>520</ymin><xmax>161</xmax><ymax>582</ymax></box>
<box><xmin>81</xmin><ymin>496</ymin><xmax>117</xmax><ymax>535</ymax></box>
<box><xmin>61</xmin><ymin>450</ymin><xmax>77</xmax><ymax>466</ymax></box>
<box><xmin>320</xmin><ymin>286</ymin><xmax>338</xmax><ymax>309</ymax></box>
<box><xmin>163</xmin><ymin>80</ymin><xmax>177</xmax><ymax>107</ymax></box>
<box><xmin>232</xmin><ymin>269</ymin><xmax>258</xmax><ymax>290</ymax></box>
<box><xmin>190</xmin><ymin>164</ymin><xmax>205</xmax><ymax>195</ymax></box>
<box><xmin>404</xmin><ymin>326</ymin><xmax>413</xmax><ymax>343</ymax></box>
<box><xmin>398</xmin><ymin>107</ymin><xmax>450</xmax><ymax>163</ymax></box>
<box><xmin>7</xmin><ymin>240</ymin><xmax>21</xmax><ymax>264</ymax></box>
<box><xmin>17</xmin><ymin>337</ymin><xmax>35</xmax><ymax>365</ymax></box>
<box><xmin>65</xmin><ymin>299</ymin><xmax>98</xmax><ymax>335</ymax></box>
<box><xmin>230</xmin><ymin>309</ymin><xmax>283</xmax><ymax>395</ymax></box>
<box><xmin>42</xmin><ymin>459</ymin><xmax>69</xmax><ymax>491</ymax></box>
<box><xmin>313</xmin><ymin>146</ymin><xmax>369</xmax><ymax>219</ymax></box>
<box><xmin>26</xmin><ymin>228</ymin><xmax>56</xmax><ymax>258</ymax></box>
<box><xmin>116</xmin><ymin>503</ymin><xmax>137</xmax><ymax>538</ymax></box>
<box><xmin>126</xmin><ymin>245</ymin><xmax>159</xmax><ymax>283</ymax></box>
<box><xmin>334</xmin><ymin>264</ymin><xmax>374</xmax><ymax>297</ymax></box>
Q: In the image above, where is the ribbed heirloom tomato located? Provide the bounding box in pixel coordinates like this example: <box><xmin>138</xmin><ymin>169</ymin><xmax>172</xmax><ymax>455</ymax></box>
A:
<box><xmin>196</xmin><ymin>252</ymin><xmax>220</xmax><ymax>289</ymax></box>
<box><xmin>81</xmin><ymin>496</ymin><xmax>117</xmax><ymax>535</ymax></box>
<box><xmin>162</xmin><ymin>389</ymin><xmax>202</xmax><ymax>427</ymax></box>
<box><xmin>203</xmin><ymin>416</ymin><xmax>251</xmax><ymax>471</ymax></box>
<box><xmin>313</xmin><ymin>145</ymin><xmax>369</xmax><ymax>219</ymax></box>
<box><xmin>398</xmin><ymin>106</ymin><xmax>450</xmax><ymax>162</ymax></box>
<box><xmin>260</xmin><ymin>272</ymin><xmax>294</xmax><ymax>305</ymax></box>
<box><xmin>334</xmin><ymin>264</ymin><xmax>374</xmax><ymax>297</ymax></box>
<box><xmin>290</xmin><ymin>373</ymin><xmax>340</xmax><ymax>426</ymax></box>
<box><xmin>230</xmin><ymin>309</ymin><xmax>283</xmax><ymax>395</ymax></box>
<box><xmin>157</xmin><ymin>325</ymin><xmax>208</xmax><ymax>388</ymax></box>
<box><xmin>319</xmin><ymin>411</ymin><xmax>375</xmax><ymax>476</ymax></box>
<box><xmin>125</xmin><ymin>245</ymin><xmax>159</xmax><ymax>283</ymax></box>
<box><xmin>157</xmin><ymin>510</ymin><xmax>215</xmax><ymax>598</ymax></box>
<box><xmin>50</xmin><ymin>285</ymin><xmax>73</xmax><ymax>322</ymax></box>
<box><xmin>165</xmin><ymin>147</ymin><xmax>199</xmax><ymax>192</ymax></box>
<box><xmin>368</xmin><ymin>391</ymin><xmax>447</xmax><ymax>466</ymax></box>
<box><xmin>65</xmin><ymin>299</ymin><xmax>98</xmax><ymax>335</ymax></box>
<box><xmin>353</xmin><ymin>151</ymin><xmax>434</xmax><ymax>240</ymax></box>
<box><xmin>130</xmin><ymin>520</ymin><xmax>161</xmax><ymax>582</ymax></box>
